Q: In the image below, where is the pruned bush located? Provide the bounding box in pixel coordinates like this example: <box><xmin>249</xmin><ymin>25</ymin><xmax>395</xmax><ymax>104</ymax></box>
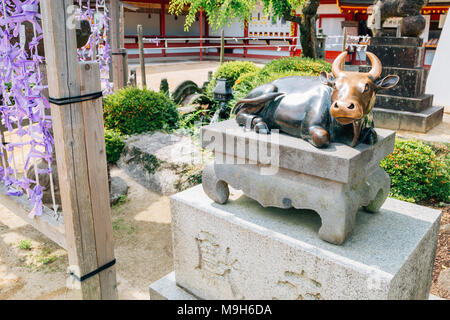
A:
<box><xmin>212</xmin><ymin>61</ymin><xmax>261</xmax><ymax>87</ymax></box>
<box><xmin>103</xmin><ymin>87</ymin><xmax>179</xmax><ymax>135</ymax></box>
<box><xmin>205</xmin><ymin>61</ymin><xmax>261</xmax><ymax>97</ymax></box>
<box><xmin>105</xmin><ymin>129</ymin><xmax>125</xmax><ymax>164</ymax></box>
<box><xmin>260</xmin><ymin>57</ymin><xmax>331</xmax><ymax>77</ymax></box>
<box><xmin>380</xmin><ymin>139</ymin><xmax>449</xmax><ymax>203</ymax></box>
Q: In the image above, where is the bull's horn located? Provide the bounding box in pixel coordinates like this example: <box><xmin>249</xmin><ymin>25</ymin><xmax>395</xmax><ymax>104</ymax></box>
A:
<box><xmin>332</xmin><ymin>51</ymin><xmax>347</xmax><ymax>77</ymax></box>
<box><xmin>366</xmin><ymin>52</ymin><xmax>382</xmax><ymax>80</ymax></box>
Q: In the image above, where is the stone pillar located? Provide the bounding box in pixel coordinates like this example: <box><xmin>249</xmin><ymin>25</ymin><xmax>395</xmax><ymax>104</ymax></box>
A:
<box><xmin>361</xmin><ymin>37</ymin><xmax>444</xmax><ymax>133</ymax></box>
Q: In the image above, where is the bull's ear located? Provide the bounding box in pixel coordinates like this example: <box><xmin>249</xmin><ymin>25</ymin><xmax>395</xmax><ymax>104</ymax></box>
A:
<box><xmin>320</xmin><ymin>71</ymin><xmax>335</xmax><ymax>87</ymax></box>
<box><xmin>376</xmin><ymin>75</ymin><xmax>399</xmax><ymax>91</ymax></box>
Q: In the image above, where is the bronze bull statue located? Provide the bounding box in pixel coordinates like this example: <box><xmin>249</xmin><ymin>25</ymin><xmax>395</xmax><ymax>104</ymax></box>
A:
<box><xmin>232</xmin><ymin>51</ymin><xmax>399</xmax><ymax>148</ymax></box>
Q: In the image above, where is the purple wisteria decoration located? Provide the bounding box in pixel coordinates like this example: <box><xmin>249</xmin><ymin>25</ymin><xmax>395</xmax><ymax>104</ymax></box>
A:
<box><xmin>77</xmin><ymin>0</ymin><xmax>112</xmax><ymax>94</ymax></box>
<box><xmin>0</xmin><ymin>0</ymin><xmax>112</xmax><ymax>218</ymax></box>
<box><xmin>0</xmin><ymin>0</ymin><xmax>53</xmax><ymax>218</ymax></box>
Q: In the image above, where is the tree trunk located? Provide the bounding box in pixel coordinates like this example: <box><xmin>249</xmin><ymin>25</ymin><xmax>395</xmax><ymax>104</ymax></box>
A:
<box><xmin>299</xmin><ymin>14</ymin><xmax>317</xmax><ymax>59</ymax></box>
<box><xmin>283</xmin><ymin>0</ymin><xmax>320</xmax><ymax>59</ymax></box>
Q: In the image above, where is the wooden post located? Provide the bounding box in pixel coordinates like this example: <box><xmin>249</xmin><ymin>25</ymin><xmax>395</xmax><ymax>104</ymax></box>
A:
<box><xmin>200</xmin><ymin>8</ymin><xmax>203</xmax><ymax>62</ymax></box>
<box><xmin>40</xmin><ymin>0</ymin><xmax>117</xmax><ymax>300</ymax></box>
<box><xmin>110</xmin><ymin>0</ymin><xmax>125</xmax><ymax>90</ymax></box>
<box><xmin>220</xmin><ymin>29</ymin><xmax>225</xmax><ymax>64</ymax></box>
<box><xmin>119</xmin><ymin>2</ymin><xmax>125</xmax><ymax>49</ymax></box>
<box><xmin>342</xmin><ymin>27</ymin><xmax>347</xmax><ymax>52</ymax></box>
<box><xmin>160</xmin><ymin>3</ymin><xmax>166</xmax><ymax>56</ymax></box>
<box><xmin>137</xmin><ymin>24</ymin><xmax>147</xmax><ymax>89</ymax></box>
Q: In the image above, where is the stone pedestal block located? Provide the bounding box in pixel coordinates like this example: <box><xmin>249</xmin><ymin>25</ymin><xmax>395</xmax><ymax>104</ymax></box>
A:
<box><xmin>367</xmin><ymin>44</ymin><xmax>424</xmax><ymax>68</ymax></box>
<box><xmin>374</xmin><ymin>94</ymin><xmax>433</xmax><ymax>112</ymax></box>
<box><xmin>360</xmin><ymin>66</ymin><xmax>428</xmax><ymax>98</ymax></box>
<box><xmin>369</xmin><ymin>37</ymin><xmax>423</xmax><ymax>47</ymax></box>
<box><xmin>200</xmin><ymin>120</ymin><xmax>395</xmax><ymax>245</ymax></box>
<box><xmin>155</xmin><ymin>185</ymin><xmax>441</xmax><ymax>300</ymax></box>
<box><xmin>373</xmin><ymin>105</ymin><xmax>444</xmax><ymax>133</ymax></box>
<box><xmin>363</xmin><ymin>37</ymin><xmax>443</xmax><ymax>132</ymax></box>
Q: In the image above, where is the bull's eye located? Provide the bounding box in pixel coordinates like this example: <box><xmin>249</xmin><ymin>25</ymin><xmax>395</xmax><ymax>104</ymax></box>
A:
<box><xmin>364</xmin><ymin>83</ymin><xmax>370</xmax><ymax>92</ymax></box>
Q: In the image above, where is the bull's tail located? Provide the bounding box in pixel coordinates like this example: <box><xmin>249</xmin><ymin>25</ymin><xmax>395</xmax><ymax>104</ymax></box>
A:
<box><xmin>232</xmin><ymin>92</ymin><xmax>284</xmax><ymax>116</ymax></box>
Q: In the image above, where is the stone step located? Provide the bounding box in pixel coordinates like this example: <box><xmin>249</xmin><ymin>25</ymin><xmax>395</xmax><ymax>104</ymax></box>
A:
<box><xmin>360</xmin><ymin>66</ymin><xmax>429</xmax><ymax>98</ymax></box>
<box><xmin>374</xmin><ymin>94</ymin><xmax>434</xmax><ymax>113</ymax></box>
<box><xmin>369</xmin><ymin>37</ymin><xmax>423</xmax><ymax>47</ymax></box>
<box><xmin>151</xmin><ymin>272</ymin><xmax>446</xmax><ymax>300</ymax></box>
<box><xmin>373</xmin><ymin>105</ymin><xmax>444</xmax><ymax>133</ymax></box>
<box><xmin>366</xmin><ymin>45</ymin><xmax>424</xmax><ymax>68</ymax></box>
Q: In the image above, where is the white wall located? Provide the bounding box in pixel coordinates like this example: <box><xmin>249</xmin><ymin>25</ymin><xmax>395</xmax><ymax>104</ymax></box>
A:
<box><xmin>420</xmin><ymin>14</ymin><xmax>431</xmax><ymax>43</ymax></box>
<box><xmin>209</xmin><ymin>19</ymin><xmax>244</xmax><ymax>37</ymax></box>
<box><xmin>125</xmin><ymin>12</ymin><xmax>160</xmax><ymax>36</ymax></box>
<box><xmin>426</xmin><ymin>16</ymin><xmax>450</xmax><ymax>107</ymax></box>
<box><xmin>317</xmin><ymin>4</ymin><xmax>341</xmax><ymax>15</ymax></box>
<box><xmin>165</xmin><ymin>14</ymin><xmax>204</xmax><ymax>36</ymax></box>
<box><xmin>319</xmin><ymin>18</ymin><xmax>345</xmax><ymax>51</ymax></box>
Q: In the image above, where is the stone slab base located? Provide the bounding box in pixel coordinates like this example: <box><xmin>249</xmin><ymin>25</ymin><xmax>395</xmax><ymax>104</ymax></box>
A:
<box><xmin>169</xmin><ymin>185</ymin><xmax>441</xmax><ymax>300</ymax></box>
<box><xmin>369</xmin><ymin>37</ymin><xmax>423</xmax><ymax>47</ymax></box>
<box><xmin>374</xmin><ymin>94</ymin><xmax>433</xmax><ymax>113</ymax></box>
<box><xmin>367</xmin><ymin>45</ymin><xmax>424</xmax><ymax>68</ymax></box>
<box><xmin>359</xmin><ymin>66</ymin><xmax>429</xmax><ymax>98</ymax></box>
<box><xmin>373</xmin><ymin>105</ymin><xmax>444</xmax><ymax>133</ymax></box>
<box><xmin>150</xmin><ymin>272</ymin><xmax>445</xmax><ymax>300</ymax></box>
<box><xmin>150</xmin><ymin>272</ymin><xmax>197</xmax><ymax>300</ymax></box>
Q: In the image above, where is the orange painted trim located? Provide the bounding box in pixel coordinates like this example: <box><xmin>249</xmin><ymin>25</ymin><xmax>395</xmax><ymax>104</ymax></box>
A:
<box><xmin>336</xmin><ymin>0</ymin><xmax>449</xmax><ymax>14</ymax></box>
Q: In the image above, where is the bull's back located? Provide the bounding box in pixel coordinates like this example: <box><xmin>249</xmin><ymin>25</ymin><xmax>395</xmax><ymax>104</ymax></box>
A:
<box><xmin>271</xmin><ymin>76</ymin><xmax>323</xmax><ymax>94</ymax></box>
<box><xmin>263</xmin><ymin>76</ymin><xmax>333</xmax><ymax>137</ymax></box>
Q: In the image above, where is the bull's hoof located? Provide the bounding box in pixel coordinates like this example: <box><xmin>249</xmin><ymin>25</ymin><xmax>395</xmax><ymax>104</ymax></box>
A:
<box><xmin>310</xmin><ymin>127</ymin><xmax>330</xmax><ymax>148</ymax></box>
<box><xmin>254</xmin><ymin>119</ymin><xmax>270</xmax><ymax>134</ymax></box>
<box><xmin>202</xmin><ymin>163</ymin><xmax>230</xmax><ymax>204</ymax></box>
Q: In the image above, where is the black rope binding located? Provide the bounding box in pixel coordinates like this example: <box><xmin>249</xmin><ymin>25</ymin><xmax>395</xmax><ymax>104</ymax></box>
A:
<box><xmin>69</xmin><ymin>259</ymin><xmax>116</xmax><ymax>282</ymax></box>
<box><xmin>48</xmin><ymin>91</ymin><xmax>103</xmax><ymax>106</ymax></box>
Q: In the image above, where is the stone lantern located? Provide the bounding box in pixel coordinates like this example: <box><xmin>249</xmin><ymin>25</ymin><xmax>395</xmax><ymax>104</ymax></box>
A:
<box><xmin>213</xmin><ymin>78</ymin><xmax>233</xmax><ymax>119</ymax></box>
<box><xmin>316</xmin><ymin>28</ymin><xmax>327</xmax><ymax>60</ymax></box>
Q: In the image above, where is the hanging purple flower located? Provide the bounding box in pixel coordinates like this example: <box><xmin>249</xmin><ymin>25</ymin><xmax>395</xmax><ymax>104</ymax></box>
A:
<box><xmin>0</xmin><ymin>0</ymin><xmax>112</xmax><ymax>217</ymax></box>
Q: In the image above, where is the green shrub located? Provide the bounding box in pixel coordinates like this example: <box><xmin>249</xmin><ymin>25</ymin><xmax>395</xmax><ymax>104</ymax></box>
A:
<box><xmin>380</xmin><ymin>139</ymin><xmax>449</xmax><ymax>203</ymax></box>
<box><xmin>105</xmin><ymin>129</ymin><xmax>125</xmax><ymax>164</ymax></box>
<box><xmin>259</xmin><ymin>57</ymin><xmax>331</xmax><ymax>77</ymax></box>
<box><xmin>103</xmin><ymin>87</ymin><xmax>179</xmax><ymax>135</ymax></box>
<box><xmin>212</xmin><ymin>61</ymin><xmax>261</xmax><ymax>87</ymax></box>
<box><xmin>205</xmin><ymin>61</ymin><xmax>261</xmax><ymax>96</ymax></box>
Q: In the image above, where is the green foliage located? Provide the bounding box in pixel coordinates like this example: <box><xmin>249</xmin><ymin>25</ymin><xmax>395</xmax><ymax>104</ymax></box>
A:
<box><xmin>206</xmin><ymin>61</ymin><xmax>261</xmax><ymax>92</ymax></box>
<box><xmin>380</xmin><ymin>139</ymin><xmax>449</xmax><ymax>203</ymax></box>
<box><xmin>104</xmin><ymin>129</ymin><xmax>125</xmax><ymax>164</ymax></box>
<box><xmin>19</xmin><ymin>239</ymin><xmax>32</xmax><ymax>251</ymax></box>
<box><xmin>168</xmin><ymin>0</ymin><xmax>305</xmax><ymax>32</ymax></box>
<box><xmin>103</xmin><ymin>87</ymin><xmax>179</xmax><ymax>135</ymax></box>
<box><xmin>129</xmin><ymin>146</ymin><xmax>160</xmax><ymax>174</ymax></box>
<box><xmin>259</xmin><ymin>56</ymin><xmax>331</xmax><ymax>77</ymax></box>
